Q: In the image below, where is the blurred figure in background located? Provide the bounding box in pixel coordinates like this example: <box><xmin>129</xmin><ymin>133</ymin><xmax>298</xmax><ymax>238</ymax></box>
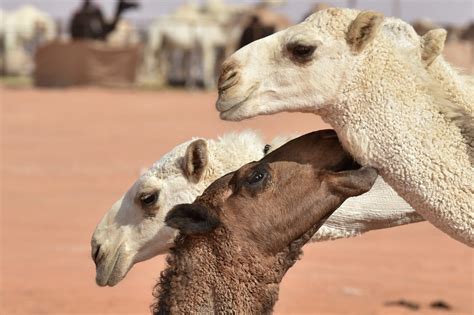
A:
<box><xmin>460</xmin><ymin>23</ymin><xmax>474</xmax><ymax>42</ymax></box>
<box><xmin>0</xmin><ymin>5</ymin><xmax>57</xmax><ymax>75</ymax></box>
<box><xmin>70</xmin><ymin>0</ymin><xmax>139</xmax><ymax>40</ymax></box>
<box><xmin>238</xmin><ymin>15</ymin><xmax>275</xmax><ymax>49</ymax></box>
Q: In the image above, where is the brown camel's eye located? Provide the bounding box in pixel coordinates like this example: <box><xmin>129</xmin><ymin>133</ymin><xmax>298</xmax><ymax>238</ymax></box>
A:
<box><xmin>288</xmin><ymin>43</ymin><xmax>316</xmax><ymax>61</ymax></box>
<box><xmin>140</xmin><ymin>191</ymin><xmax>158</xmax><ymax>208</ymax></box>
<box><xmin>246</xmin><ymin>168</ymin><xmax>267</xmax><ymax>186</ymax></box>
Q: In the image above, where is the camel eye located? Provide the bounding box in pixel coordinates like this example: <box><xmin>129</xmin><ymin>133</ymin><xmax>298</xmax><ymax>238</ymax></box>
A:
<box><xmin>289</xmin><ymin>43</ymin><xmax>316</xmax><ymax>60</ymax></box>
<box><xmin>139</xmin><ymin>191</ymin><xmax>158</xmax><ymax>208</ymax></box>
<box><xmin>247</xmin><ymin>169</ymin><xmax>267</xmax><ymax>186</ymax></box>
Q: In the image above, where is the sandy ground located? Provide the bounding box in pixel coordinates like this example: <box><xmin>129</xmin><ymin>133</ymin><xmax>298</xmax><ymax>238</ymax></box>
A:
<box><xmin>1</xmin><ymin>87</ymin><xmax>472</xmax><ymax>315</ymax></box>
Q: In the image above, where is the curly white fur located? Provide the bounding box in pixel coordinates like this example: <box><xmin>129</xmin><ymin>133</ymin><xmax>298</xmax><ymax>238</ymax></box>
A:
<box><xmin>216</xmin><ymin>8</ymin><xmax>473</xmax><ymax>246</ymax></box>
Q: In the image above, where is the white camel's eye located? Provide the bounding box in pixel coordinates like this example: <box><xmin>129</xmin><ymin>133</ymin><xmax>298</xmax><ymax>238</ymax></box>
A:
<box><xmin>139</xmin><ymin>191</ymin><xmax>158</xmax><ymax>208</ymax></box>
<box><xmin>288</xmin><ymin>43</ymin><xmax>316</xmax><ymax>60</ymax></box>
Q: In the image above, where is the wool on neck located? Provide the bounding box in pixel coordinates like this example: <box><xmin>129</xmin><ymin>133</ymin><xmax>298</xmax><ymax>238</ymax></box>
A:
<box><xmin>152</xmin><ymin>228</ymin><xmax>283</xmax><ymax>315</ymax></box>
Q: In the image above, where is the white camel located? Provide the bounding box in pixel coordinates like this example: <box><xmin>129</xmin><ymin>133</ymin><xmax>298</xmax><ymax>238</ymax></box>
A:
<box><xmin>216</xmin><ymin>8</ymin><xmax>473</xmax><ymax>246</ymax></box>
<box><xmin>0</xmin><ymin>5</ymin><xmax>57</xmax><ymax>75</ymax></box>
<box><xmin>91</xmin><ymin>130</ymin><xmax>423</xmax><ymax>287</ymax></box>
<box><xmin>143</xmin><ymin>2</ymin><xmax>237</xmax><ymax>89</ymax></box>
<box><xmin>143</xmin><ymin>0</ymin><xmax>289</xmax><ymax>89</ymax></box>
<box><xmin>106</xmin><ymin>19</ymin><xmax>140</xmax><ymax>48</ymax></box>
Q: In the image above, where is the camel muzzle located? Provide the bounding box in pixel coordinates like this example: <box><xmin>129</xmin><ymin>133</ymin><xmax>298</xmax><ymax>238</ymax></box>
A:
<box><xmin>218</xmin><ymin>60</ymin><xmax>241</xmax><ymax>93</ymax></box>
<box><xmin>218</xmin><ymin>70</ymin><xmax>239</xmax><ymax>94</ymax></box>
<box><xmin>91</xmin><ymin>241</ymin><xmax>103</xmax><ymax>266</ymax></box>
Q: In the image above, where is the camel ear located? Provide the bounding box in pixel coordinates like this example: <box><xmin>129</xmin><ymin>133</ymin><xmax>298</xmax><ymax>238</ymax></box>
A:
<box><xmin>183</xmin><ymin>139</ymin><xmax>208</xmax><ymax>183</ymax></box>
<box><xmin>165</xmin><ymin>203</ymin><xmax>221</xmax><ymax>235</ymax></box>
<box><xmin>325</xmin><ymin>166</ymin><xmax>378</xmax><ymax>197</ymax></box>
<box><xmin>421</xmin><ymin>28</ymin><xmax>446</xmax><ymax>66</ymax></box>
<box><xmin>346</xmin><ymin>11</ymin><xmax>384</xmax><ymax>53</ymax></box>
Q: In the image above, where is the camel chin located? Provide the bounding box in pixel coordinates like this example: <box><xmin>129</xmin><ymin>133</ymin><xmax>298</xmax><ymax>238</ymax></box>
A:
<box><xmin>216</xmin><ymin>85</ymin><xmax>258</xmax><ymax>119</ymax></box>
<box><xmin>95</xmin><ymin>249</ymin><xmax>134</xmax><ymax>287</ymax></box>
<box><xmin>217</xmin><ymin>86</ymin><xmax>285</xmax><ymax>121</ymax></box>
<box><xmin>218</xmin><ymin>101</ymin><xmax>252</xmax><ymax>121</ymax></box>
<box><xmin>217</xmin><ymin>92</ymin><xmax>295</xmax><ymax>122</ymax></box>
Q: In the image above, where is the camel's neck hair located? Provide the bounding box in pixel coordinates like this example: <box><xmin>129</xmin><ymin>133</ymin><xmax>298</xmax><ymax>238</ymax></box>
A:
<box><xmin>151</xmin><ymin>224</ymin><xmax>320</xmax><ymax>314</ymax></box>
<box><xmin>335</xmin><ymin>30</ymin><xmax>472</xmax><ymax>148</ymax></box>
<box><xmin>151</xmin><ymin>230</ymin><xmax>281</xmax><ymax>314</ymax></box>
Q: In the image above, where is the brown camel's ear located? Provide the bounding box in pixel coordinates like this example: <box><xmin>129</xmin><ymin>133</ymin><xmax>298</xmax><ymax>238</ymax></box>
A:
<box><xmin>183</xmin><ymin>139</ymin><xmax>208</xmax><ymax>183</ymax></box>
<box><xmin>421</xmin><ymin>29</ymin><xmax>447</xmax><ymax>66</ymax></box>
<box><xmin>346</xmin><ymin>11</ymin><xmax>384</xmax><ymax>53</ymax></box>
<box><xmin>165</xmin><ymin>203</ymin><xmax>221</xmax><ymax>235</ymax></box>
<box><xmin>324</xmin><ymin>166</ymin><xmax>378</xmax><ymax>197</ymax></box>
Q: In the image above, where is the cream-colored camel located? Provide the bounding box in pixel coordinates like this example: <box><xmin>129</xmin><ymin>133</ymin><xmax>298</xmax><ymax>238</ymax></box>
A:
<box><xmin>144</xmin><ymin>9</ymin><xmax>232</xmax><ymax>89</ymax></box>
<box><xmin>0</xmin><ymin>5</ymin><xmax>56</xmax><ymax>75</ymax></box>
<box><xmin>91</xmin><ymin>131</ymin><xmax>422</xmax><ymax>287</ymax></box>
<box><xmin>143</xmin><ymin>0</ymin><xmax>290</xmax><ymax>88</ymax></box>
<box><xmin>106</xmin><ymin>20</ymin><xmax>140</xmax><ymax>48</ymax></box>
<box><xmin>216</xmin><ymin>8</ymin><xmax>473</xmax><ymax>246</ymax></box>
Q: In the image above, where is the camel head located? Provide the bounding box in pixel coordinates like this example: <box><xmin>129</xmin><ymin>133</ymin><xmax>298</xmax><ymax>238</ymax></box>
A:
<box><xmin>91</xmin><ymin>132</ymin><xmax>266</xmax><ymax>287</ymax></box>
<box><xmin>167</xmin><ymin>130</ymin><xmax>378</xmax><ymax>258</ymax></box>
<box><xmin>91</xmin><ymin>140</ymin><xmax>207</xmax><ymax>286</ymax></box>
<box><xmin>216</xmin><ymin>8</ymin><xmax>447</xmax><ymax>121</ymax></box>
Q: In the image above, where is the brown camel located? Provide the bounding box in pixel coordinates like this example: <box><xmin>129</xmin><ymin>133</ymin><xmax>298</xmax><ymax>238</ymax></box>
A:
<box><xmin>153</xmin><ymin>130</ymin><xmax>378</xmax><ymax>314</ymax></box>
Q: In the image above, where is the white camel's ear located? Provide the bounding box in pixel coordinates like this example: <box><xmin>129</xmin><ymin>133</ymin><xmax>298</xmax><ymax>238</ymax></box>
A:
<box><xmin>183</xmin><ymin>139</ymin><xmax>208</xmax><ymax>183</ymax></box>
<box><xmin>421</xmin><ymin>28</ymin><xmax>447</xmax><ymax>66</ymax></box>
<box><xmin>346</xmin><ymin>11</ymin><xmax>384</xmax><ymax>53</ymax></box>
<box><xmin>325</xmin><ymin>166</ymin><xmax>378</xmax><ymax>197</ymax></box>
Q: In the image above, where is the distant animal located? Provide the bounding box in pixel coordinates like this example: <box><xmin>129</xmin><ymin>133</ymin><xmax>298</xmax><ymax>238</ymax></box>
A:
<box><xmin>69</xmin><ymin>0</ymin><xmax>138</xmax><ymax>41</ymax></box>
<box><xmin>0</xmin><ymin>5</ymin><xmax>57</xmax><ymax>75</ymax></box>
<box><xmin>238</xmin><ymin>15</ymin><xmax>276</xmax><ymax>49</ymax></box>
<box><xmin>91</xmin><ymin>131</ymin><xmax>422</xmax><ymax>287</ymax></box>
<box><xmin>106</xmin><ymin>20</ymin><xmax>140</xmax><ymax>47</ymax></box>
<box><xmin>142</xmin><ymin>0</ymin><xmax>290</xmax><ymax>88</ymax></box>
<box><xmin>153</xmin><ymin>130</ymin><xmax>379</xmax><ymax>313</ymax></box>
<box><xmin>237</xmin><ymin>2</ymin><xmax>291</xmax><ymax>49</ymax></box>
<box><xmin>144</xmin><ymin>11</ymin><xmax>231</xmax><ymax>89</ymax></box>
<box><xmin>460</xmin><ymin>22</ymin><xmax>474</xmax><ymax>42</ymax></box>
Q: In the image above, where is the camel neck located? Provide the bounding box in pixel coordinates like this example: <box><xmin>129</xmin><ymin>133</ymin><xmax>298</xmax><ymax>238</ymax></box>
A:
<box><xmin>153</xmin><ymin>230</ymin><xmax>284</xmax><ymax>314</ymax></box>
<box><xmin>320</xmin><ymin>52</ymin><xmax>474</xmax><ymax>246</ymax></box>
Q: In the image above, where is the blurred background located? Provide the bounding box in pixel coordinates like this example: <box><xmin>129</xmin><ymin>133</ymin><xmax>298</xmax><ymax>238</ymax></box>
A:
<box><xmin>1</xmin><ymin>0</ymin><xmax>473</xmax><ymax>314</ymax></box>
<box><xmin>0</xmin><ymin>0</ymin><xmax>473</xmax><ymax>86</ymax></box>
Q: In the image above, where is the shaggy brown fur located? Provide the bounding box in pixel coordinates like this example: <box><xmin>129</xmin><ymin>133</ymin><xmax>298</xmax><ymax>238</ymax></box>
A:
<box><xmin>152</xmin><ymin>130</ymin><xmax>378</xmax><ymax>314</ymax></box>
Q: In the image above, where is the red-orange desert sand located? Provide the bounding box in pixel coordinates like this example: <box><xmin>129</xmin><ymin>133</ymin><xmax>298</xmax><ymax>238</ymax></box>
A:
<box><xmin>1</xmin><ymin>87</ymin><xmax>472</xmax><ymax>314</ymax></box>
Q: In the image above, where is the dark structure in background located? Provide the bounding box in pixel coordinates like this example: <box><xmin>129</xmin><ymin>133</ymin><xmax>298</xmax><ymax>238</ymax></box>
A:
<box><xmin>70</xmin><ymin>0</ymin><xmax>139</xmax><ymax>40</ymax></box>
<box><xmin>238</xmin><ymin>15</ymin><xmax>275</xmax><ymax>49</ymax></box>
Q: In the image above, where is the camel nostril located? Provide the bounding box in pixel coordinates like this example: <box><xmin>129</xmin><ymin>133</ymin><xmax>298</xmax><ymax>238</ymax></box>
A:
<box><xmin>92</xmin><ymin>244</ymin><xmax>102</xmax><ymax>266</ymax></box>
<box><xmin>218</xmin><ymin>60</ymin><xmax>240</xmax><ymax>92</ymax></box>
<box><xmin>218</xmin><ymin>71</ymin><xmax>239</xmax><ymax>93</ymax></box>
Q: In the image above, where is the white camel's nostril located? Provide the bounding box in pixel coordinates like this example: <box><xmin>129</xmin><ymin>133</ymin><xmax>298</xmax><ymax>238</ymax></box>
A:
<box><xmin>218</xmin><ymin>71</ymin><xmax>239</xmax><ymax>92</ymax></box>
<box><xmin>92</xmin><ymin>243</ymin><xmax>102</xmax><ymax>266</ymax></box>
